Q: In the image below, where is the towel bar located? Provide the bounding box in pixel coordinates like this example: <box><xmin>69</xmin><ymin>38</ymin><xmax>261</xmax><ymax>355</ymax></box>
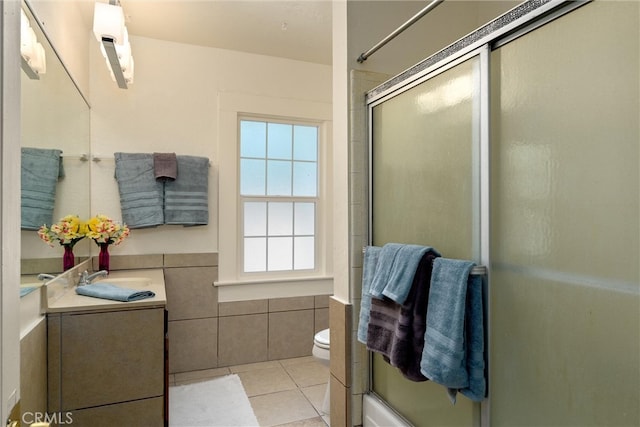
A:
<box><xmin>361</xmin><ymin>246</ymin><xmax>487</xmax><ymax>276</ymax></box>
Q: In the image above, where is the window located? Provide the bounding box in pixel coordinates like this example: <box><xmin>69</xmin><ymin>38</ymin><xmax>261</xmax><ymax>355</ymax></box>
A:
<box><xmin>239</xmin><ymin>119</ymin><xmax>319</xmax><ymax>273</ymax></box>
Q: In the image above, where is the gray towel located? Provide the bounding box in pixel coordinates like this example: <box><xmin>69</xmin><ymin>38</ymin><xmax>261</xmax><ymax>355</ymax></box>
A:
<box><xmin>21</xmin><ymin>147</ymin><xmax>63</xmax><ymax>230</ymax></box>
<box><xmin>366</xmin><ymin>251</ymin><xmax>438</xmax><ymax>382</ymax></box>
<box><xmin>114</xmin><ymin>153</ymin><xmax>164</xmax><ymax>228</ymax></box>
<box><xmin>420</xmin><ymin>258</ymin><xmax>485</xmax><ymax>403</ymax></box>
<box><xmin>357</xmin><ymin>246</ymin><xmax>382</xmax><ymax>344</ymax></box>
<box><xmin>164</xmin><ymin>155</ymin><xmax>209</xmax><ymax>226</ymax></box>
<box><xmin>153</xmin><ymin>152</ymin><xmax>177</xmax><ymax>181</ymax></box>
<box><xmin>76</xmin><ymin>283</ymin><xmax>155</xmax><ymax>302</ymax></box>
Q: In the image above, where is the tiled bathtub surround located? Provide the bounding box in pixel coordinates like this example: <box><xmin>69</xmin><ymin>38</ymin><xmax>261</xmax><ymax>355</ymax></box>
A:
<box><xmin>98</xmin><ymin>252</ymin><xmax>330</xmax><ymax>374</ymax></box>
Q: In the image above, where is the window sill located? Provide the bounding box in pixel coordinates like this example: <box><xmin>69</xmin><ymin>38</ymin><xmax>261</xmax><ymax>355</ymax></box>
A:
<box><xmin>214</xmin><ymin>275</ymin><xmax>334</xmax><ymax>302</ymax></box>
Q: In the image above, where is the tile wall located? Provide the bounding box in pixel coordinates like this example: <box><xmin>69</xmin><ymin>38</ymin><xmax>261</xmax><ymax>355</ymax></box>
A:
<box><xmin>100</xmin><ymin>252</ymin><xmax>330</xmax><ymax>374</ymax></box>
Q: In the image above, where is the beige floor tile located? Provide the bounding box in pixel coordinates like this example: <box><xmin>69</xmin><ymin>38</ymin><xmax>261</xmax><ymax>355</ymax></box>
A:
<box><xmin>230</xmin><ymin>360</ymin><xmax>282</xmax><ymax>373</ymax></box>
<box><xmin>238</xmin><ymin>366</ymin><xmax>297</xmax><ymax>397</ymax></box>
<box><xmin>283</xmin><ymin>360</ymin><xmax>329</xmax><ymax>388</ymax></box>
<box><xmin>250</xmin><ymin>389</ymin><xmax>319</xmax><ymax>427</ymax></box>
<box><xmin>278</xmin><ymin>356</ymin><xmax>316</xmax><ymax>367</ymax></box>
<box><xmin>174</xmin><ymin>367</ymin><xmax>231</xmax><ymax>385</ymax></box>
<box><xmin>300</xmin><ymin>383</ymin><xmax>328</xmax><ymax>415</ymax></box>
<box><xmin>273</xmin><ymin>416</ymin><xmax>328</xmax><ymax>427</ymax></box>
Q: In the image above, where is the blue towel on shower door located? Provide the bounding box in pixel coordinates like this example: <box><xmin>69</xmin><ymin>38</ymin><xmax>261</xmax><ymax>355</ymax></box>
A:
<box><xmin>382</xmin><ymin>244</ymin><xmax>439</xmax><ymax>304</ymax></box>
<box><xmin>164</xmin><ymin>155</ymin><xmax>209</xmax><ymax>226</ymax></box>
<box><xmin>357</xmin><ymin>246</ymin><xmax>381</xmax><ymax>344</ymax></box>
<box><xmin>420</xmin><ymin>257</ymin><xmax>485</xmax><ymax>403</ymax></box>
<box><xmin>21</xmin><ymin>147</ymin><xmax>63</xmax><ymax>230</ymax></box>
<box><xmin>459</xmin><ymin>274</ymin><xmax>486</xmax><ymax>402</ymax></box>
<box><xmin>114</xmin><ymin>153</ymin><xmax>164</xmax><ymax>228</ymax></box>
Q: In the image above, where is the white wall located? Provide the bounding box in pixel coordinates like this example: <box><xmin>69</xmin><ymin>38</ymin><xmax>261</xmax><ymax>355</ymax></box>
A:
<box><xmin>90</xmin><ymin>35</ymin><xmax>332</xmax><ymax>259</ymax></box>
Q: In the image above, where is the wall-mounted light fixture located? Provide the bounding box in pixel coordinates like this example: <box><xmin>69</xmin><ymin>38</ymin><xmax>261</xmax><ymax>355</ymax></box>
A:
<box><xmin>20</xmin><ymin>8</ymin><xmax>46</xmax><ymax>79</ymax></box>
<box><xmin>93</xmin><ymin>1</ymin><xmax>134</xmax><ymax>89</ymax></box>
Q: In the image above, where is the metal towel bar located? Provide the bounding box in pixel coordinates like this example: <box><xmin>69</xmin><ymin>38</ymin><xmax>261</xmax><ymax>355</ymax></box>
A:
<box><xmin>361</xmin><ymin>247</ymin><xmax>487</xmax><ymax>276</ymax></box>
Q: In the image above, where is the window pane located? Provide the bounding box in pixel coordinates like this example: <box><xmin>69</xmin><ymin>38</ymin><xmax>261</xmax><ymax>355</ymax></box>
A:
<box><xmin>294</xmin><ymin>125</ymin><xmax>317</xmax><ymax>161</ymax></box>
<box><xmin>244</xmin><ymin>202</ymin><xmax>266</xmax><ymax>236</ymax></box>
<box><xmin>294</xmin><ymin>203</ymin><xmax>315</xmax><ymax>235</ymax></box>
<box><xmin>268</xmin><ymin>237</ymin><xmax>293</xmax><ymax>271</ymax></box>
<box><xmin>240</xmin><ymin>159</ymin><xmax>266</xmax><ymax>195</ymax></box>
<box><xmin>267</xmin><ymin>160</ymin><xmax>292</xmax><ymax>196</ymax></box>
<box><xmin>293</xmin><ymin>162</ymin><xmax>317</xmax><ymax>196</ymax></box>
<box><xmin>244</xmin><ymin>237</ymin><xmax>266</xmax><ymax>272</ymax></box>
<box><xmin>294</xmin><ymin>236</ymin><xmax>315</xmax><ymax>270</ymax></box>
<box><xmin>240</xmin><ymin>121</ymin><xmax>266</xmax><ymax>158</ymax></box>
<box><xmin>268</xmin><ymin>202</ymin><xmax>293</xmax><ymax>236</ymax></box>
<box><xmin>268</xmin><ymin>123</ymin><xmax>292</xmax><ymax>159</ymax></box>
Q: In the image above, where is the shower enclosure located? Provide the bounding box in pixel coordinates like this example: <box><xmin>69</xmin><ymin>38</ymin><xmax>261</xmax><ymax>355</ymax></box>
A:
<box><xmin>363</xmin><ymin>1</ymin><xmax>639</xmax><ymax>425</ymax></box>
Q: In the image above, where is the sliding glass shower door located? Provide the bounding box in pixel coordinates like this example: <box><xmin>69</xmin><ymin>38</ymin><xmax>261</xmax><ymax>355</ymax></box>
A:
<box><xmin>370</xmin><ymin>54</ymin><xmax>483</xmax><ymax>426</ymax></box>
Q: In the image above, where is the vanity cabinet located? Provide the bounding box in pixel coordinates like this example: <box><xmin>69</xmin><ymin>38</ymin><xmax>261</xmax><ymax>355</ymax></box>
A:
<box><xmin>48</xmin><ymin>306</ymin><xmax>167</xmax><ymax>426</ymax></box>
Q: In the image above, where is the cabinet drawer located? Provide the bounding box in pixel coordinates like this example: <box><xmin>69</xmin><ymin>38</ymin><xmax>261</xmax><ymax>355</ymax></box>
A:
<box><xmin>68</xmin><ymin>396</ymin><xmax>164</xmax><ymax>426</ymax></box>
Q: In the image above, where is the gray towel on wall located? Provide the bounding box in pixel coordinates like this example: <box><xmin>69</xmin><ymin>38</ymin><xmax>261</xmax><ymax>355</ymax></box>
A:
<box><xmin>164</xmin><ymin>155</ymin><xmax>209</xmax><ymax>226</ymax></box>
<box><xmin>21</xmin><ymin>147</ymin><xmax>63</xmax><ymax>230</ymax></box>
<box><xmin>114</xmin><ymin>152</ymin><xmax>164</xmax><ymax>228</ymax></box>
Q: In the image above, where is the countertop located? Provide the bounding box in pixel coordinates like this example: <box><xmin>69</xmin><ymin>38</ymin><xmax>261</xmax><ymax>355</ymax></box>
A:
<box><xmin>45</xmin><ymin>268</ymin><xmax>166</xmax><ymax>314</ymax></box>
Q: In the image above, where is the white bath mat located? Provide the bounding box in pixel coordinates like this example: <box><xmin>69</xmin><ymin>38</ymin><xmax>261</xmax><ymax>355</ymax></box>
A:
<box><xmin>169</xmin><ymin>374</ymin><xmax>259</xmax><ymax>427</ymax></box>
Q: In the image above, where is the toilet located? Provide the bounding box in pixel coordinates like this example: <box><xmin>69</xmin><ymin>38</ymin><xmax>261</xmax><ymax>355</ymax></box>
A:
<box><xmin>312</xmin><ymin>328</ymin><xmax>331</xmax><ymax>414</ymax></box>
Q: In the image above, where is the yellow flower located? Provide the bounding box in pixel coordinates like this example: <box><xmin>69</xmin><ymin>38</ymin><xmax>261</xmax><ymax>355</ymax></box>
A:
<box><xmin>37</xmin><ymin>215</ymin><xmax>86</xmax><ymax>247</ymax></box>
<box><xmin>85</xmin><ymin>214</ymin><xmax>130</xmax><ymax>245</ymax></box>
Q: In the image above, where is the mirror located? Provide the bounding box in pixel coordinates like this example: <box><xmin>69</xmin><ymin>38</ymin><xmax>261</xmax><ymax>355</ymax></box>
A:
<box><xmin>20</xmin><ymin>2</ymin><xmax>91</xmax><ymax>280</ymax></box>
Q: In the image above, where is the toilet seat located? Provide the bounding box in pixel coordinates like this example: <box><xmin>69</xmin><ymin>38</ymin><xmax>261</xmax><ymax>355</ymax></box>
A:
<box><xmin>314</xmin><ymin>328</ymin><xmax>330</xmax><ymax>349</ymax></box>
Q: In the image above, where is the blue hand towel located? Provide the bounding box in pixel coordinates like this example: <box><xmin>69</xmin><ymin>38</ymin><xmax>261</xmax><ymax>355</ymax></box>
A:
<box><xmin>459</xmin><ymin>274</ymin><xmax>486</xmax><ymax>402</ymax></box>
<box><xmin>21</xmin><ymin>147</ymin><xmax>62</xmax><ymax>230</ymax></box>
<box><xmin>420</xmin><ymin>258</ymin><xmax>475</xmax><ymax>398</ymax></box>
<box><xmin>114</xmin><ymin>153</ymin><xmax>164</xmax><ymax>228</ymax></box>
<box><xmin>357</xmin><ymin>246</ymin><xmax>381</xmax><ymax>344</ymax></box>
<box><xmin>382</xmin><ymin>245</ymin><xmax>440</xmax><ymax>304</ymax></box>
<box><xmin>368</xmin><ymin>243</ymin><xmax>404</xmax><ymax>299</ymax></box>
<box><xmin>76</xmin><ymin>283</ymin><xmax>156</xmax><ymax>302</ymax></box>
<box><xmin>164</xmin><ymin>155</ymin><xmax>209</xmax><ymax>226</ymax></box>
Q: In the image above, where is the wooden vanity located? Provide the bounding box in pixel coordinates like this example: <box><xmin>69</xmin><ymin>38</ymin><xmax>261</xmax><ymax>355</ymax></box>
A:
<box><xmin>46</xmin><ymin>269</ymin><xmax>167</xmax><ymax>426</ymax></box>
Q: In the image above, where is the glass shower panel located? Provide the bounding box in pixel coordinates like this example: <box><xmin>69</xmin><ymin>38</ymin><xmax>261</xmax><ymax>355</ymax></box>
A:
<box><xmin>371</xmin><ymin>56</ymin><xmax>480</xmax><ymax>426</ymax></box>
<box><xmin>490</xmin><ymin>1</ymin><xmax>639</xmax><ymax>425</ymax></box>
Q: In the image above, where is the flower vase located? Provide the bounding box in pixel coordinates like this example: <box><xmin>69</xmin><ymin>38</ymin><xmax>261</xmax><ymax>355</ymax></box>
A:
<box><xmin>98</xmin><ymin>243</ymin><xmax>110</xmax><ymax>273</ymax></box>
<box><xmin>62</xmin><ymin>245</ymin><xmax>75</xmax><ymax>271</ymax></box>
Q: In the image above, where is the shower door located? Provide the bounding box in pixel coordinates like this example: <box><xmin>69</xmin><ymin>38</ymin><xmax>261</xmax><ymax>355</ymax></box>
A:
<box><xmin>369</xmin><ymin>52</ymin><xmax>484</xmax><ymax>426</ymax></box>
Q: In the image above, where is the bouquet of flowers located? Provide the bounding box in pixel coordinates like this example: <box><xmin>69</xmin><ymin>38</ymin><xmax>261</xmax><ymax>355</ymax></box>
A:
<box><xmin>37</xmin><ymin>215</ymin><xmax>87</xmax><ymax>248</ymax></box>
<box><xmin>85</xmin><ymin>214</ymin><xmax>130</xmax><ymax>245</ymax></box>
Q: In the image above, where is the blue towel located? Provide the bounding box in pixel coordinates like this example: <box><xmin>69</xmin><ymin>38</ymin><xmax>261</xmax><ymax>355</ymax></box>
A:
<box><xmin>164</xmin><ymin>155</ymin><xmax>209</xmax><ymax>226</ymax></box>
<box><xmin>76</xmin><ymin>283</ymin><xmax>155</xmax><ymax>302</ymax></box>
<box><xmin>357</xmin><ymin>246</ymin><xmax>381</xmax><ymax>344</ymax></box>
<box><xmin>369</xmin><ymin>243</ymin><xmax>439</xmax><ymax>304</ymax></box>
<box><xmin>368</xmin><ymin>243</ymin><xmax>404</xmax><ymax>299</ymax></box>
<box><xmin>420</xmin><ymin>258</ymin><xmax>484</xmax><ymax>403</ymax></box>
<box><xmin>21</xmin><ymin>147</ymin><xmax>63</xmax><ymax>230</ymax></box>
<box><xmin>459</xmin><ymin>274</ymin><xmax>486</xmax><ymax>402</ymax></box>
<box><xmin>114</xmin><ymin>153</ymin><xmax>164</xmax><ymax>228</ymax></box>
<box><xmin>382</xmin><ymin>245</ymin><xmax>439</xmax><ymax>304</ymax></box>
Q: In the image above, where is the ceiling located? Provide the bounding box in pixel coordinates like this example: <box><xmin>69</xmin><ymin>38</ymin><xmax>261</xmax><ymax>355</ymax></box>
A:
<box><xmin>116</xmin><ymin>0</ymin><xmax>333</xmax><ymax>65</ymax></box>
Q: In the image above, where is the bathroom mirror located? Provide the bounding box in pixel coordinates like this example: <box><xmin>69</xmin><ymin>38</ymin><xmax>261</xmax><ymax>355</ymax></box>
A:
<box><xmin>20</xmin><ymin>2</ymin><xmax>91</xmax><ymax>278</ymax></box>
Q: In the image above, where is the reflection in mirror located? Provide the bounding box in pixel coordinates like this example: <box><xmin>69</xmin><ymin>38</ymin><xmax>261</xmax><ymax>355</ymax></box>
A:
<box><xmin>20</xmin><ymin>2</ymin><xmax>91</xmax><ymax>283</ymax></box>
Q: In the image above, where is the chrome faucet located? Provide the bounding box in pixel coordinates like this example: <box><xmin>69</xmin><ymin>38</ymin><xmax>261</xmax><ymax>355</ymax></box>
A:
<box><xmin>78</xmin><ymin>270</ymin><xmax>108</xmax><ymax>286</ymax></box>
<box><xmin>37</xmin><ymin>273</ymin><xmax>56</xmax><ymax>281</ymax></box>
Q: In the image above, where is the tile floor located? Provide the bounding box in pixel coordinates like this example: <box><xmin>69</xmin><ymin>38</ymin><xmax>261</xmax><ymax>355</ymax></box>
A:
<box><xmin>169</xmin><ymin>356</ymin><xmax>330</xmax><ymax>427</ymax></box>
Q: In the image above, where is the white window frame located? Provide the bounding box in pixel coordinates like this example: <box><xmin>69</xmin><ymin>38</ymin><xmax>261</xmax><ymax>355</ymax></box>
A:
<box><xmin>216</xmin><ymin>92</ymin><xmax>333</xmax><ymax>301</ymax></box>
<box><xmin>238</xmin><ymin>115</ymin><xmax>321</xmax><ymax>276</ymax></box>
